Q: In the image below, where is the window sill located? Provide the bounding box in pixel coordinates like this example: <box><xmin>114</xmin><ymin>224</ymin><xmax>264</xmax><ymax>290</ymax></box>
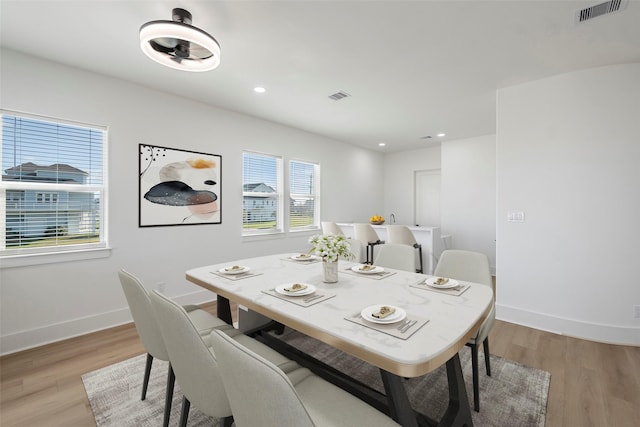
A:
<box><xmin>0</xmin><ymin>247</ymin><xmax>112</xmax><ymax>269</ymax></box>
<box><xmin>242</xmin><ymin>231</ymin><xmax>286</xmax><ymax>242</ymax></box>
<box><xmin>289</xmin><ymin>226</ymin><xmax>321</xmax><ymax>234</ymax></box>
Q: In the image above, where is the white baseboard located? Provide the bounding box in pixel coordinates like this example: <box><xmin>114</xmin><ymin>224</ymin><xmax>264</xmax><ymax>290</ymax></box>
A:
<box><xmin>0</xmin><ymin>289</ymin><xmax>216</xmax><ymax>356</ymax></box>
<box><xmin>496</xmin><ymin>303</ymin><xmax>640</xmax><ymax>346</ymax></box>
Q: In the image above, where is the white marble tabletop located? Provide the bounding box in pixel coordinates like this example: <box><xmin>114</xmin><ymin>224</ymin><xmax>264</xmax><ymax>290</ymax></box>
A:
<box><xmin>186</xmin><ymin>253</ymin><xmax>493</xmax><ymax>377</ymax></box>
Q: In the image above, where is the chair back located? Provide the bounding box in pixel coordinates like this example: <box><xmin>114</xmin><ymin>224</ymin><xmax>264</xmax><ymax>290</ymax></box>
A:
<box><xmin>209</xmin><ymin>330</ymin><xmax>315</xmax><ymax>427</ymax></box>
<box><xmin>148</xmin><ymin>290</ymin><xmax>232</xmax><ymax>418</ymax></box>
<box><xmin>321</xmin><ymin>221</ymin><xmax>344</xmax><ymax>235</ymax></box>
<box><xmin>353</xmin><ymin>223</ymin><xmax>381</xmax><ymax>244</ymax></box>
<box><xmin>345</xmin><ymin>238</ymin><xmax>365</xmax><ymax>263</ymax></box>
<box><xmin>118</xmin><ymin>269</ymin><xmax>168</xmax><ymax>360</ymax></box>
<box><xmin>373</xmin><ymin>243</ymin><xmax>417</xmax><ymax>272</ymax></box>
<box><xmin>386</xmin><ymin>225</ymin><xmax>418</xmax><ymax>246</ymax></box>
<box><xmin>434</xmin><ymin>250</ymin><xmax>492</xmax><ymax>287</ymax></box>
<box><xmin>434</xmin><ymin>250</ymin><xmax>495</xmax><ymax>341</ymax></box>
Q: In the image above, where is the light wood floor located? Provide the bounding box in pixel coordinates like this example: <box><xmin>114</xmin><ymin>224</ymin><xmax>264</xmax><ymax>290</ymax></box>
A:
<box><xmin>1</xmin><ymin>303</ymin><xmax>638</xmax><ymax>427</ymax></box>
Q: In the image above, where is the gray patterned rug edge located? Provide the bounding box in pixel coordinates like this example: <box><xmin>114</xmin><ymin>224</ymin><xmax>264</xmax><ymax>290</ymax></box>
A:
<box><xmin>82</xmin><ymin>331</ymin><xmax>549</xmax><ymax>426</ymax></box>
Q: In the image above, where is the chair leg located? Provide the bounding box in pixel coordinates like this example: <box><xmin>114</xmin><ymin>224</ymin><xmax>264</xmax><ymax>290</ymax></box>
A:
<box><xmin>470</xmin><ymin>344</ymin><xmax>480</xmax><ymax>412</ymax></box>
<box><xmin>179</xmin><ymin>396</ymin><xmax>190</xmax><ymax>427</ymax></box>
<box><xmin>163</xmin><ymin>363</ymin><xmax>176</xmax><ymax>427</ymax></box>
<box><xmin>483</xmin><ymin>338</ymin><xmax>492</xmax><ymax>377</ymax></box>
<box><xmin>141</xmin><ymin>353</ymin><xmax>153</xmax><ymax>400</ymax></box>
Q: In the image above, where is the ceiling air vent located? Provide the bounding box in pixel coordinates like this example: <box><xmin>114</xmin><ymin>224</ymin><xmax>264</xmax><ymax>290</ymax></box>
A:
<box><xmin>328</xmin><ymin>91</ymin><xmax>350</xmax><ymax>101</ymax></box>
<box><xmin>575</xmin><ymin>0</ymin><xmax>628</xmax><ymax>23</ymax></box>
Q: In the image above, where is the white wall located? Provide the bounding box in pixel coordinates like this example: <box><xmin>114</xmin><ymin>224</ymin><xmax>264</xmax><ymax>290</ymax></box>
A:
<box><xmin>0</xmin><ymin>49</ymin><xmax>384</xmax><ymax>354</ymax></box>
<box><xmin>383</xmin><ymin>145</ymin><xmax>441</xmax><ymax>227</ymax></box>
<box><xmin>496</xmin><ymin>63</ymin><xmax>640</xmax><ymax>345</ymax></box>
<box><xmin>441</xmin><ymin>135</ymin><xmax>496</xmax><ymax>272</ymax></box>
<box><xmin>383</xmin><ymin>138</ymin><xmax>497</xmax><ymax>271</ymax></box>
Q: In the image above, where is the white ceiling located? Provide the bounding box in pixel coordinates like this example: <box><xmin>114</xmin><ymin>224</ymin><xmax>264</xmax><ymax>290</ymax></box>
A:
<box><xmin>1</xmin><ymin>0</ymin><xmax>639</xmax><ymax>152</ymax></box>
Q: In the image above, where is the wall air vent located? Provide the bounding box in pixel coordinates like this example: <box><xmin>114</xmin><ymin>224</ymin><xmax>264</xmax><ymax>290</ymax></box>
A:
<box><xmin>328</xmin><ymin>91</ymin><xmax>350</xmax><ymax>101</ymax></box>
<box><xmin>575</xmin><ymin>0</ymin><xmax>628</xmax><ymax>23</ymax></box>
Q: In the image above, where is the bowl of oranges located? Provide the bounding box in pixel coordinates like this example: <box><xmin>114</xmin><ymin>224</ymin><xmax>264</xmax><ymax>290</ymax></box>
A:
<box><xmin>369</xmin><ymin>215</ymin><xmax>385</xmax><ymax>225</ymax></box>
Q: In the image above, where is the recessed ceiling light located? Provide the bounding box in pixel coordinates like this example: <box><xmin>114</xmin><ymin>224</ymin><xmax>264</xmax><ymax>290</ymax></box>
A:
<box><xmin>378</xmin><ymin>142</ymin><xmax>386</xmax><ymax>147</ymax></box>
<box><xmin>437</xmin><ymin>133</ymin><xmax>446</xmax><ymax>137</ymax></box>
<box><xmin>254</xmin><ymin>86</ymin><xmax>266</xmax><ymax>93</ymax></box>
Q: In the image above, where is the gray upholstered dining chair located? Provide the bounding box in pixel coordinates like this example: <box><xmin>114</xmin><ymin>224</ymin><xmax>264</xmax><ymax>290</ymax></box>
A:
<box><xmin>117</xmin><ymin>269</ymin><xmax>230</xmax><ymax>427</ymax></box>
<box><xmin>353</xmin><ymin>223</ymin><xmax>384</xmax><ymax>264</ymax></box>
<box><xmin>372</xmin><ymin>243</ymin><xmax>417</xmax><ymax>273</ymax></box>
<box><xmin>386</xmin><ymin>225</ymin><xmax>423</xmax><ymax>273</ymax></box>
<box><xmin>433</xmin><ymin>250</ymin><xmax>495</xmax><ymax>412</ymax></box>
<box><xmin>148</xmin><ymin>289</ymin><xmax>301</xmax><ymax>427</ymax></box>
<box><xmin>209</xmin><ymin>329</ymin><xmax>400</xmax><ymax>427</ymax></box>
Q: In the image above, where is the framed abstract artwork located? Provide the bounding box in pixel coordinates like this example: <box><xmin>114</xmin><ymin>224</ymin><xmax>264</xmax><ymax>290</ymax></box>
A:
<box><xmin>139</xmin><ymin>144</ymin><xmax>222</xmax><ymax>227</ymax></box>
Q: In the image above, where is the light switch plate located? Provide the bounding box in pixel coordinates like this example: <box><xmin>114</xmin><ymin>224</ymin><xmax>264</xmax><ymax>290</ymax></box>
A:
<box><xmin>507</xmin><ymin>211</ymin><xmax>525</xmax><ymax>222</ymax></box>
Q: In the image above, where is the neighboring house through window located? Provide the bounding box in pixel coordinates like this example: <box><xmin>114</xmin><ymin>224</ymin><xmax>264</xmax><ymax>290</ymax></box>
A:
<box><xmin>1</xmin><ymin>111</ymin><xmax>108</xmax><ymax>264</ymax></box>
<box><xmin>242</xmin><ymin>152</ymin><xmax>282</xmax><ymax>234</ymax></box>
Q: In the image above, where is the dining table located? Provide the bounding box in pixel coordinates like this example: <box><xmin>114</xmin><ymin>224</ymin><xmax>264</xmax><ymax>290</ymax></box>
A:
<box><xmin>186</xmin><ymin>252</ymin><xmax>493</xmax><ymax>427</ymax></box>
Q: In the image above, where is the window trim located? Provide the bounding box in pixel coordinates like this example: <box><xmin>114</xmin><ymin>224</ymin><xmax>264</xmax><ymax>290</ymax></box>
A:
<box><xmin>0</xmin><ymin>110</ymin><xmax>110</xmax><ymax>268</ymax></box>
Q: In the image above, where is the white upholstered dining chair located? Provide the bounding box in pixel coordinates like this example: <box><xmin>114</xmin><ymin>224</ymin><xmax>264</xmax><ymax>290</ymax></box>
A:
<box><xmin>353</xmin><ymin>223</ymin><xmax>384</xmax><ymax>264</ymax></box>
<box><xmin>321</xmin><ymin>221</ymin><xmax>344</xmax><ymax>235</ymax></box>
<box><xmin>148</xmin><ymin>290</ymin><xmax>301</xmax><ymax>427</ymax></box>
<box><xmin>433</xmin><ymin>250</ymin><xmax>495</xmax><ymax>412</ymax></box>
<box><xmin>209</xmin><ymin>329</ymin><xmax>400</xmax><ymax>427</ymax></box>
<box><xmin>372</xmin><ymin>243</ymin><xmax>417</xmax><ymax>273</ymax></box>
<box><xmin>117</xmin><ymin>269</ymin><xmax>229</xmax><ymax>427</ymax></box>
<box><xmin>386</xmin><ymin>225</ymin><xmax>423</xmax><ymax>273</ymax></box>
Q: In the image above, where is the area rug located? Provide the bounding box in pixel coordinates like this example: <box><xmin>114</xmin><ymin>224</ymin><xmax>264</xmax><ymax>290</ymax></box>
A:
<box><xmin>82</xmin><ymin>330</ymin><xmax>549</xmax><ymax>426</ymax></box>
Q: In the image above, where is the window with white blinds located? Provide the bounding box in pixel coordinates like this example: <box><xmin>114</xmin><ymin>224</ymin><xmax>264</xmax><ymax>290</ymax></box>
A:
<box><xmin>242</xmin><ymin>152</ymin><xmax>320</xmax><ymax>235</ymax></box>
<box><xmin>242</xmin><ymin>151</ymin><xmax>282</xmax><ymax>234</ymax></box>
<box><xmin>289</xmin><ymin>160</ymin><xmax>319</xmax><ymax>230</ymax></box>
<box><xmin>1</xmin><ymin>111</ymin><xmax>107</xmax><ymax>259</ymax></box>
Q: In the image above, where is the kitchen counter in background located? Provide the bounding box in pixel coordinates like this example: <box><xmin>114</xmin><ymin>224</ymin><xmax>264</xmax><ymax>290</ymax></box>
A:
<box><xmin>337</xmin><ymin>223</ymin><xmax>443</xmax><ymax>274</ymax></box>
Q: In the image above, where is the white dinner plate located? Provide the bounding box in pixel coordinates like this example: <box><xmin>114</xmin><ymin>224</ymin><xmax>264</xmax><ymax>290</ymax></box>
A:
<box><xmin>275</xmin><ymin>283</ymin><xmax>316</xmax><ymax>296</ymax></box>
<box><xmin>290</xmin><ymin>254</ymin><xmax>318</xmax><ymax>261</ymax></box>
<box><xmin>360</xmin><ymin>305</ymin><xmax>407</xmax><ymax>324</ymax></box>
<box><xmin>351</xmin><ymin>264</ymin><xmax>385</xmax><ymax>274</ymax></box>
<box><xmin>218</xmin><ymin>265</ymin><xmax>250</xmax><ymax>275</ymax></box>
<box><xmin>425</xmin><ymin>277</ymin><xmax>460</xmax><ymax>289</ymax></box>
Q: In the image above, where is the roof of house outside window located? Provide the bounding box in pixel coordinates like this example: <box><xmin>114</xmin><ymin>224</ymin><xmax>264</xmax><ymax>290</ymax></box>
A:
<box><xmin>3</xmin><ymin>162</ymin><xmax>87</xmax><ymax>183</ymax></box>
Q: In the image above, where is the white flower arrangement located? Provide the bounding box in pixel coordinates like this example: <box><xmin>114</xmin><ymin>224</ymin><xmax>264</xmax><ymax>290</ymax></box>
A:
<box><xmin>308</xmin><ymin>233</ymin><xmax>353</xmax><ymax>263</ymax></box>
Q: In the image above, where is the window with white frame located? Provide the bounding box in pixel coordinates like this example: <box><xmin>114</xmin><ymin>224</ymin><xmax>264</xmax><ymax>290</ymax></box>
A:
<box><xmin>1</xmin><ymin>111</ymin><xmax>107</xmax><ymax>259</ymax></box>
<box><xmin>289</xmin><ymin>160</ymin><xmax>319</xmax><ymax>230</ymax></box>
<box><xmin>242</xmin><ymin>151</ymin><xmax>282</xmax><ymax>234</ymax></box>
<box><xmin>242</xmin><ymin>151</ymin><xmax>320</xmax><ymax>236</ymax></box>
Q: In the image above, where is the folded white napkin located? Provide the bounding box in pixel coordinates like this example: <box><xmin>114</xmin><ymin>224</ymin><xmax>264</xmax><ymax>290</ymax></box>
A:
<box><xmin>284</xmin><ymin>283</ymin><xmax>308</xmax><ymax>292</ymax></box>
<box><xmin>372</xmin><ymin>305</ymin><xmax>396</xmax><ymax>319</ymax></box>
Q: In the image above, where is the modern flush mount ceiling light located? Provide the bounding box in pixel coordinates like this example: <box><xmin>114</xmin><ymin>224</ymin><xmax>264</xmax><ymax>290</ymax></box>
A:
<box><xmin>140</xmin><ymin>8</ymin><xmax>220</xmax><ymax>72</ymax></box>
